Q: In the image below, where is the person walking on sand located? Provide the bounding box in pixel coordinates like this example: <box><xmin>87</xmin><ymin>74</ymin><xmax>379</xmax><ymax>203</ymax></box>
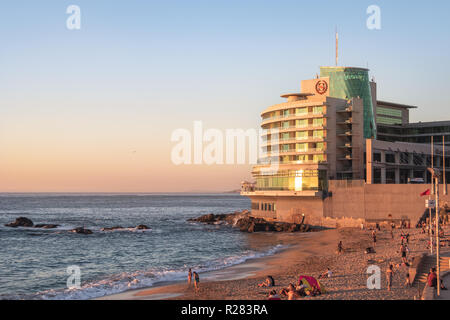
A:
<box><xmin>372</xmin><ymin>230</ymin><xmax>377</xmax><ymax>247</ymax></box>
<box><xmin>188</xmin><ymin>268</ymin><xmax>192</xmax><ymax>286</ymax></box>
<box><xmin>337</xmin><ymin>241</ymin><xmax>344</xmax><ymax>254</ymax></box>
<box><xmin>193</xmin><ymin>271</ymin><xmax>200</xmax><ymax>293</ymax></box>
<box><xmin>386</xmin><ymin>264</ymin><xmax>394</xmax><ymax>291</ymax></box>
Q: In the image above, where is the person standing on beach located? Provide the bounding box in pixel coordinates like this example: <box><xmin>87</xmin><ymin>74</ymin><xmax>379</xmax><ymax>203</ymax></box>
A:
<box><xmin>193</xmin><ymin>272</ymin><xmax>200</xmax><ymax>293</ymax></box>
<box><xmin>372</xmin><ymin>230</ymin><xmax>377</xmax><ymax>247</ymax></box>
<box><xmin>400</xmin><ymin>243</ymin><xmax>408</xmax><ymax>263</ymax></box>
<box><xmin>405</xmin><ymin>272</ymin><xmax>411</xmax><ymax>287</ymax></box>
<box><xmin>188</xmin><ymin>268</ymin><xmax>192</xmax><ymax>286</ymax></box>
<box><xmin>386</xmin><ymin>264</ymin><xmax>394</xmax><ymax>291</ymax></box>
<box><xmin>337</xmin><ymin>241</ymin><xmax>343</xmax><ymax>254</ymax></box>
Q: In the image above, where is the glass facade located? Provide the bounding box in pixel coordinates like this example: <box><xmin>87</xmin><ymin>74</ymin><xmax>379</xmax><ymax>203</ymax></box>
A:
<box><xmin>320</xmin><ymin>67</ymin><xmax>377</xmax><ymax>139</ymax></box>
<box><xmin>255</xmin><ymin>170</ymin><xmax>327</xmax><ymax>191</ymax></box>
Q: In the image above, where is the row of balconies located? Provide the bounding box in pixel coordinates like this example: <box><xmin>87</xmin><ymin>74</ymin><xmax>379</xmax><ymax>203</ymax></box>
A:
<box><xmin>261</xmin><ymin>112</ymin><xmax>326</xmax><ymax>126</ymax></box>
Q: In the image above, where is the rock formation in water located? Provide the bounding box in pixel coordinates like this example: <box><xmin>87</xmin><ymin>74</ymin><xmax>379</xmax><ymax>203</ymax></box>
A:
<box><xmin>188</xmin><ymin>210</ymin><xmax>313</xmax><ymax>233</ymax></box>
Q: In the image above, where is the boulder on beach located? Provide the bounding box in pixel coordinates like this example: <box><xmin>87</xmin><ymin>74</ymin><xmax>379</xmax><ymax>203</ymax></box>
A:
<box><xmin>71</xmin><ymin>227</ymin><xmax>93</xmax><ymax>235</ymax></box>
<box><xmin>136</xmin><ymin>225</ymin><xmax>150</xmax><ymax>230</ymax></box>
<box><xmin>5</xmin><ymin>217</ymin><xmax>34</xmax><ymax>228</ymax></box>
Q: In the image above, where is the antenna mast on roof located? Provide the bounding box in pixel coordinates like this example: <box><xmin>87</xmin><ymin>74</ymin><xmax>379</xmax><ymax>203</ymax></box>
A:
<box><xmin>335</xmin><ymin>26</ymin><xmax>339</xmax><ymax>66</ymax></box>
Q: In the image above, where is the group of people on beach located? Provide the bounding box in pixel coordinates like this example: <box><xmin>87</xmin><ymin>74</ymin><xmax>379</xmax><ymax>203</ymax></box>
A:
<box><xmin>187</xmin><ymin>268</ymin><xmax>200</xmax><ymax>293</ymax></box>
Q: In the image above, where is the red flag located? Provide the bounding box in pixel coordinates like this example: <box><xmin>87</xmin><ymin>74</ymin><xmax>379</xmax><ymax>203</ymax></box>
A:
<box><xmin>420</xmin><ymin>189</ymin><xmax>431</xmax><ymax>196</ymax></box>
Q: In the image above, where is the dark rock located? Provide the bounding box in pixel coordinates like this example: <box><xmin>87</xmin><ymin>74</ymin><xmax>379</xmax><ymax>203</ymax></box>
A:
<box><xmin>136</xmin><ymin>225</ymin><xmax>150</xmax><ymax>230</ymax></box>
<box><xmin>101</xmin><ymin>226</ymin><xmax>124</xmax><ymax>231</ymax></box>
<box><xmin>34</xmin><ymin>224</ymin><xmax>60</xmax><ymax>229</ymax></box>
<box><xmin>5</xmin><ymin>217</ymin><xmax>34</xmax><ymax>228</ymax></box>
<box><xmin>71</xmin><ymin>227</ymin><xmax>93</xmax><ymax>235</ymax></box>
<box><xmin>188</xmin><ymin>210</ymin><xmax>314</xmax><ymax>234</ymax></box>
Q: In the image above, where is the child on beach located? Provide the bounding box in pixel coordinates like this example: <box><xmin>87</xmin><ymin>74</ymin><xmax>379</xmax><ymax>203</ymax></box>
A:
<box><xmin>318</xmin><ymin>268</ymin><xmax>332</xmax><ymax>279</ymax></box>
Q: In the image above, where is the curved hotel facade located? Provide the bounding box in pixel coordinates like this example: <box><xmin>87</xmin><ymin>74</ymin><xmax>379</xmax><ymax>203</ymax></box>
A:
<box><xmin>242</xmin><ymin>66</ymin><xmax>450</xmax><ymax>226</ymax></box>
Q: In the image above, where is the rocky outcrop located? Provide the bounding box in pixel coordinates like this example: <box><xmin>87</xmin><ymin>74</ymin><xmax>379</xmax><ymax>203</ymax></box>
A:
<box><xmin>34</xmin><ymin>224</ymin><xmax>60</xmax><ymax>229</ymax></box>
<box><xmin>101</xmin><ymin>226</ymin><xmax>124</xmax><ymax>232</ymax></box>
<box><xmin>188</xmin><ymin>210</ymin><xmax>312</xmax><ymax>233</ymax></box>
<box><xmin>100</xmin><ymin>225</ymin><xmax>150</xmax><ymax>231</ymax></box>
<box><xmin>70</xmin><ymin>227</ymin><xmax>93</xmax><ymax>235</ymax></box>
<box><xmin>5</xmin><ymin>217</ymin><xmax>34</xmax><ymax>228</ymax></box>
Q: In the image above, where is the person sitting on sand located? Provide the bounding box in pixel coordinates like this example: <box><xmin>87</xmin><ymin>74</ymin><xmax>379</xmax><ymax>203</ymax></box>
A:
<box><xmin>318</xmin><ymin>268</ymin><xmax>332</xmax><ymax>279</ymax></box>
<box><xmin>286</xmin><ymin>284</ymin><xmax>301</xmax><ymax>300</ymax></box>
<box><xmin>267</xmin><ymin>290</ymin><xmax>281</xmax><ymax>300</ymax></box>
<box><xmin>188</xmin><ymin>268</ymin><xmax>192</xmax><ymax>286</ymax></box>
<box><xmin>258</xmin><ymin>275</ymin><xmax>275</xmax><ymax>287</ymax></box>
<box><xmin>193</xmin><ymin>271</ymin><xmax>200</xmax><ymax>292</ymax></box>
<box><xmin>280</xmin><ymin>283</ymin><xmax>301</xmax><ymax>300</ymax></box>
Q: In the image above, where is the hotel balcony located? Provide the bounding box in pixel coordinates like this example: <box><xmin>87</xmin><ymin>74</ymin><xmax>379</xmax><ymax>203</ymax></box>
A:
<box><xmin>241</xmin><ymin>189</ymin><xmax>323</xmax><ymax>197</ymax></box>
<box><xmin>261</xmin><ymin>136</ymin><xmax>327</xmax><ymax>147</ymax></box>
<box><xmin>261</xmin><ymin>125</ymin><xmax>326</xmax><ymax>136</ymax></box>
<box><xmin>261</xmin><ymin>112</ymin><xmax>327</xmax><ymax>126</ymax></box>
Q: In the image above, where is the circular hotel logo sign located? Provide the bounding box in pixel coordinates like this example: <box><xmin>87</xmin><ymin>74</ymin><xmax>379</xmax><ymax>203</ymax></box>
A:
<box><xmin>315</xmin><ymin>80</ymin><xmax>328</xmax><ymax>95</ymax></box>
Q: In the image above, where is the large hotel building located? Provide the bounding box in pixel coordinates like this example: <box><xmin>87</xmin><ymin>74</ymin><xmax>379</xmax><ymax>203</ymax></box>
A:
<box><xmin>241</xmin><ymin>66</ymin><xmax>450</xmax><ymax>226</ymax></box>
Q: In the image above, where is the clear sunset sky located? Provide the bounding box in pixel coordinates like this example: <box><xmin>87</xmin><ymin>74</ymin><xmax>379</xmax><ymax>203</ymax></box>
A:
<box><xmin>1</xmin><ymin>0</ymin><xmax>450</xmax><ymax>192</ymax></box>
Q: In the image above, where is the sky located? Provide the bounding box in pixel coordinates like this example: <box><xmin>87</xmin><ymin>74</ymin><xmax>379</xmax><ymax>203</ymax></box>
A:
<box><xmin>1</xmin><ymin>0</ymin><xmax>450</xmax><ymax>192</ymax></box>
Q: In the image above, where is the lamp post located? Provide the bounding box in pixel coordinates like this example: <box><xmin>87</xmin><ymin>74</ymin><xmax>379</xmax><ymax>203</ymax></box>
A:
<box><xmin>428</xmin><ymin>167</ymin><xmax>441</xmax><ymax>297</ymax></box>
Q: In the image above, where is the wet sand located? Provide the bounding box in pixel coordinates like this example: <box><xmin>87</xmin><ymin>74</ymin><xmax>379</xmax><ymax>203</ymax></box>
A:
<box><xmin>99</xmin><ymin>225</ymin><xmax>450</xmax><ymax>300</ymax></box>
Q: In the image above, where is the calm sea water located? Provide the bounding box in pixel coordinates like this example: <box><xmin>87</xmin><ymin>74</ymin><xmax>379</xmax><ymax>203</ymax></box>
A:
<box><xmin>0</xmin><ymin>193</ymin><xmax>283</xmax><ymax>300</ymax></box>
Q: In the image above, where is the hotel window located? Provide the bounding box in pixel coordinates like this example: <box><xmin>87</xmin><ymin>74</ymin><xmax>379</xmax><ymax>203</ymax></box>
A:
<box><xmin>313</xmin><ymin>154</ymin><xmax>325</xmax><ymax>163</ymax></box>
<box><xmin>313</xmin><ymin>118</ymin><xmax>324</xmax><ymax>126</ymax></box>
<box><xmin>296</xmin><ymin>119</ymin><xmax>308</xmax><ymax>127</ymax></box>
<box><xmin>283</xmin><ymin>110</ymin><xmax>290</xmax><ymax>117</ymax></box>
<box><xmin>313</xmin><ymin>130</ymin><xmax>324</xmax><ymax>138</ymax></box>
<box><xmin>316</xmin><ymin>142</ymin><xmax>325</xmax><ymax>151</ymax></box>
<box><xmin>377</xmin><ymin>107</ymin><xmax>402</xmax><ymax>118</ymax></box>
<box><xmin>296</xmin><ymin>107</ymin><xmax>307</xmax><ymax>115</ymax></box>
<box><xmin>377</xmin><ymin>116</ymin><xmax>402</xmax><ymax>125</ymax></box>
<box><xmin>295</xmin><ymin>131</ymin><xmax>308</xmax><ymax>140</ymax></box>
<box><xmin>296</xmin><ymin>143</ymin><xmax>307</xmax><ymax>152</ymax></box>
<box><xmin>296</xmin><ymin>131</ymin><xmax>308</xmax><ymax>140</ymax></box>
<box><xmin>281</xmin><ymin>133</ymin><xmax>290</xmax><ymax>140</ymax></box>
<box><xmin>281</xmin><ymin>144</ymin><xmax>290</xmax><ymax>152</ymax></box>
<box><xmin>313</xmin><ymin>106</ymin><xmax>324</xmax><ymax>114</ymax></box>
<box><xmin>282</xmin><ymin>121</ymin><xmax>290</xmax><ymax>129</ymax></box>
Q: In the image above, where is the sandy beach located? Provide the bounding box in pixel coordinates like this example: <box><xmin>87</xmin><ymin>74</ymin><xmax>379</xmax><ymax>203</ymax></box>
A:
<box><xmin>98</xmin><ymin>225</ymin><xmax>450</xmax><ymax>300</ymax></box>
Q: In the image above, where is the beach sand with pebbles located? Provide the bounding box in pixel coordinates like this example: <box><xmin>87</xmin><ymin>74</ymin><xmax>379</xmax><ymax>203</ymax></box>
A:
<box><xmin>99</xmin><ymin>225</ymin><xmax>450</xmax><ymax>300</ymax></box>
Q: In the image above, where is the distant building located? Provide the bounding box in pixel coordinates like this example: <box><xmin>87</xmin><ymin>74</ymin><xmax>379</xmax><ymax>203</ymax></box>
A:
<box><xmin>242</xmin><ymin>66</ymin><xmax>450</xmax><ymax>226</ymax></box>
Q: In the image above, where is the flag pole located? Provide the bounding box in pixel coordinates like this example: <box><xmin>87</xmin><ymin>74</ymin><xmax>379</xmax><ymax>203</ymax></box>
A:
<box><xmin>430</xmin><ymin>136</ymin><xmax>434</xmax><ymax>253</ymax></box>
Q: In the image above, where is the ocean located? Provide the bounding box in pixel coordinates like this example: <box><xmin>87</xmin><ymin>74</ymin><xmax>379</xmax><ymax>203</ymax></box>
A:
<box><xmin>0</xmin><ymin>193</ymin><xmax>284</xmax><ymax>300</ymax></box>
